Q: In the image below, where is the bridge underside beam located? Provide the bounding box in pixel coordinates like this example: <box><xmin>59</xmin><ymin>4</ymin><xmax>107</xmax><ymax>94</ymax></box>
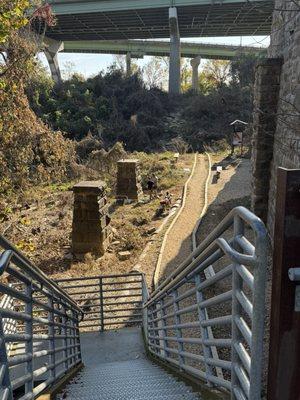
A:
<box><xmin>45</xmin><ymin>1</ymin><xmax>273</xmax><ymax>40</ymax></box>
<box><xmin>61</xmin><ymin>39</ymin><xmax>266</xmax><ymax>60</ymax></box>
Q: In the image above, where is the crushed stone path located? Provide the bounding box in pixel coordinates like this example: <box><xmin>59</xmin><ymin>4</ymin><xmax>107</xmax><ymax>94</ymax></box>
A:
<box><xmin>158</xmin><ymin>154</ymin><xmax>208</xmax><ymax>283</ymax></box>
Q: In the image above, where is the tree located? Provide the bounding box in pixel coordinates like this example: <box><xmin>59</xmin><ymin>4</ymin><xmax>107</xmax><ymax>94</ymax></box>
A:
<box><xmin>142</xmin><ymin>57</ymin><xmax>168</xmax><ymax>90</ymax></box>
<box><xmin>202</xmin><ymin>60</ymin><xmax>231</xmax><ymax>88</ymax></box>
<box><xmin>0</xmin><ymin>2</ymin><xmax>75</xmax><ymax>193</ymax></box>
<box><xmin>0</xmin><ymin>0</ymin><xmax>29</xmax><ymax>45</ymax></box>
<box><xmin>230</xmin><ymin>53</ymin><xmax>258</xmax><ymax>87</ymax></box>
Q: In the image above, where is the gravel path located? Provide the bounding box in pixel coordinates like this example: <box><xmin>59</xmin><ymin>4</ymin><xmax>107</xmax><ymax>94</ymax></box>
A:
<box><xmin>158</xmin><ymin>154</ymin><xmax>208</xmax><ymax>282</ymax></box>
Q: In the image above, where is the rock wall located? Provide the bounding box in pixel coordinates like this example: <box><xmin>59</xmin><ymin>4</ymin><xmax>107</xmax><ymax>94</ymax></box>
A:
<box><xmin>252</xmin><ymin>0</ymin><xmax>300</xmax><ymax>239</ymax></box>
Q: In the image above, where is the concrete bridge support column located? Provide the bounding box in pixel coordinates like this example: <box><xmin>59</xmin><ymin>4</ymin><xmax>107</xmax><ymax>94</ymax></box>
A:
<box><xmin>190</xmin><ymin>56</ymin><xmax>201</xmax><ymax>92</ymax></box>
<box><xmin>169</xmin><ymin>7</ymin><xmax>181</xmax><ymax>94</ymax></box>
<box><xmin>126</xmin><ymin>52</ymin><xmax>131</xmax><ymax>77</ymax></box>
<box><xmin>44</xmin><ymin>40</ymin><xmax>64</xmax><ymax>84</ymax></box>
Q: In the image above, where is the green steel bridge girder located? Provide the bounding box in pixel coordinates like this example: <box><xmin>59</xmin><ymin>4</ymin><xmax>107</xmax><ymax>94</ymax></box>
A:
<box><xmin>62</xmin><ymin>39</ymin><xmax>267</xmax><ymax>60</ymax></box>
<box><xmin>45</xmin><ymin>0</ymin><xmax>273</xmax><ymax>40</ymax></box>
<box><xmin>48</xmin><ymin>0</ymin><xmax>272</xmax><ymax>14</ymax></box>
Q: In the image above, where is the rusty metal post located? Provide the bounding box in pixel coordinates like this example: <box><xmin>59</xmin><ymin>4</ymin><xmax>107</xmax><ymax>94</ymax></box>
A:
<box><xmin>267</xmin><ymin>168</ymin><xmax>300</xmax><ymax>400</ymax></box>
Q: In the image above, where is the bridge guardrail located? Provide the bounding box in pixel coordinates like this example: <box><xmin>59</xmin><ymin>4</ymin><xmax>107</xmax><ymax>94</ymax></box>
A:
<box><xmin>0</xmin><ymin>235</ymin><xmax>83</xmax><ymax>400</ymax></box>
<box><xmin>143</xmin><ymin>206</ymin><xmax>269</xmax><ymax>400</ymax></box>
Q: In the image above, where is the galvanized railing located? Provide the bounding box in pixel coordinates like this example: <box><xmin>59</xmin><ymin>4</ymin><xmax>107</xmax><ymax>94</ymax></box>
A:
<box><xmin>56</xmin><ymin>273</ymin><xmax>144</xmax><ymax>331</ymax></box>
<box><xmin>0</xmin><ymin>235</ymin><xmax>83</xmax><ymax>400</ymax></box>
<box><xmin>143</xmin><ymin>207</ymin><xmax>268</xmax><ymax>400</ymax></box>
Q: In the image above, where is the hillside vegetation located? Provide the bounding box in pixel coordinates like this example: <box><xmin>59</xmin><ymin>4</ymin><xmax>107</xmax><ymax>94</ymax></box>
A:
<box><xmin>27</xmin><ymin>54</ymin><xmax>257</xmax><ymax>153</ymax></box>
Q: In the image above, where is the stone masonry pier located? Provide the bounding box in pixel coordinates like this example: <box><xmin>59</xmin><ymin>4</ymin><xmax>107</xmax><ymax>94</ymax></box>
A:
<box><xmin>72</xmin><ymin>181</ymin><xmax>111</xmax><ymax>255</ymax></box>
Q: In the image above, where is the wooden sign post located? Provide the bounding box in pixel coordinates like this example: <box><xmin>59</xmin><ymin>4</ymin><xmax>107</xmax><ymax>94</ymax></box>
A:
<box><xmin>267</xmin><ymin>168</ymin><xmax>300</xmax><ymax>400</ymax></box>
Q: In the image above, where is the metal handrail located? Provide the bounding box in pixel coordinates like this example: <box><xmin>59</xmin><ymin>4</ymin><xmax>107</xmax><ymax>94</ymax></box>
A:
<box><xmin>143</xmin><ymin>206</ymin><xmax>269</xmax><ymax>400</ymax></box>
<box><xmin>0</xmin><ymin>235</ymin><xmax>84</xmax><ymax>399</ymax></box>
<box><xmin>145</xmin><ymin>206</ymin><xmax>266</xmax><ymax>306</ymax></box>
<box><xmin>0</xmin><ymin>236</ymin><xmax>82</xmax><ymax>314</ymax></box>
<box><xmin>56</xmin><ymin>273</ymin><xmax>144</xmax><ymax>331</ymax></box>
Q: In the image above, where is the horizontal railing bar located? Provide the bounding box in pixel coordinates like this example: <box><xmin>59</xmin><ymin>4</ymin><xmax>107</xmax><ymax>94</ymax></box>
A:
<box><xmin>103</xmin><ymin>294</ymin><xmax>142</xmax><ymax>299</ymax></box>
<box><xmin>201</xmin><ymin>315</ymin><xmax>232</xmax><ymax>327</ymax></box>
<box><xmin>8</xmin><ymin>353</ymin><xmax>32</xmax><ymax>366</ymax></box>
<box><xmin>105</xmin><ymin>319</ymin><xmax>142</xmax><ymax>325</ymax></box>
<box><xmin>234</xmin><ymin>316</ymin><xmax>252</xmax><ymax>348</ymax></box>
<box><xmin>11</xmin><ymin>372</ymin><xmax>32</xmax><ymax>390</ymax></box>
<box><xmin>234</xmin><ymin>342</ymin><xmax>251</xmax><ymax>374</ymax></box>
<box><xmin>235</xmin><ymin>235</ymin><xmax>255</xmax><ymax>256</ymax></box>
<box><xmin>148</xmin><ymin>335</ymin><xmax>232</xmax><ymax>347</ymax></box>
<box><xmin>0</xmin><ymin>284</ymin><xmax>29</xmax><ymax>303</ymax></box>
<box><xmin>149</xmin><ymin>321</ymin><xmax>200</xmax><ymax>331</ymax></box>
<box><xmin>236</xmin><ymin>290</ymin><xmax>253</xmax><ymax>319</ymax></box>
<box><xmin>234</xmin><ymin>363</ymin><xmax>250</xmax><ymax>398</ymax></box>
<box><xmin>55</xmin><ymin>273</ymin><xmax>143</xmax><ymax>283</ymax></box>
<box><xmin>197</xmin><ymin>264</ymin><xmax>233</xmax><ymax>292</ymax></box>
<box><xmin>102</xmin><ymin>300</ymin><xmax>142</xmax><ymax>306</ymax></box>
<box><xmin>198</xmin><ymin>290</ymin><xmax>232</xmax><ymax>309</ymax></box>
<box><xmin>233</xmin><ymin>386</ymin><xmax>247</xmax><ymax>400</ymax></box>
<box><xmin>148</xmin><ymin>342</ymin><xmax>231</xmax><ymax>370</ymax></box>
<box><xmin>104</xmin><ymin>314</ymin><xmax>142</xmax><ymax>320</ymax></box>
<box><xmin>236</xmin><ymin>264</ymin><xmax>254</xmax><ymax>291</ymax></box>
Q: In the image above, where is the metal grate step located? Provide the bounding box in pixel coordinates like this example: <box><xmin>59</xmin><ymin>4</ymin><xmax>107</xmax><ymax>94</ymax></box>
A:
<box><xmin>57</xmin><ymin>359</ymin><xmax>201</xmax><ymax>399</ymax></box>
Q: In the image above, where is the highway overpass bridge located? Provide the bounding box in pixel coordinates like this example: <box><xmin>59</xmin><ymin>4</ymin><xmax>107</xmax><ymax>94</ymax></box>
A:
<box><xmin>44</xmin><ymin>0</ymin><xmax>273</xmax><ymax>92</ymax></box>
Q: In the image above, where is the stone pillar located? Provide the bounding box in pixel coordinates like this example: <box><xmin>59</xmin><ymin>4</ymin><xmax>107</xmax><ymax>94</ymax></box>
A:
<box><xmin>116</xmin><ymin>159</ymin><xmax>143</xmax><ymax>201</ymax></box>
<box><xmin>169</xmin><ymin>7</ymin><xmax>181</xmax><ymax>94</ymax></box>
<box><xmin>126</xmin><ymin>52</ymin><xmax>131</xmax><ymax>77</ymax></box>
<box><xmin>251</xmin><ymin>58</ymin><xmax>282</xmax><ymax>224</ymax></box>
<box><xmin>72</xmin><ymin>181</ymin><xmax>111</xmax><ymax>255</ymax></box>
<box><xmin>44</xmin><ymin>40</ymin><xmax>64</xmax><ymax>84</ymax></box>
<box><xmin>190</xmin><ymin>56</ymin><xmax>201</xmax><ymax>92</ymax></box>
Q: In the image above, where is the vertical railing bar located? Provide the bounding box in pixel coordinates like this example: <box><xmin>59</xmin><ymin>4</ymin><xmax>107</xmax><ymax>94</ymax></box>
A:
<box><xmin>158</xmin><ymin>297</ymin><xmax>168</xmax><ymax>358</ymax></box>
<box><xmin>195</xmin><ymin>273</ymin><xmax>214</xmax><ymax>386</ymax></box>
<box><xmin>99</xmin><ymin>278</ymin><xmax>104</xmax><ymax>332</ymax></box>
<box><xmin>249</xmin><ymin>217</ymin><xmax>268</xmax><ymax>400</ymax></box>
<box><xmin>71</xmin><ymin>309</ymin><xmax>76</xmax><ymax>366</ymax></box>
<box><xmin>48</xmin><ymin>293</ymin><xmax>56</xmax><ymax>381</ymax></box>
<box><xmin>61</xmin><ymin>301</ymin><xmax>69</xmax><ymax>373</ymax></box>
<box><xmin>25</xmin><ymin>282</ymin><xmax>33</xmax><ymax>396</ymax></box>
<box><xmin>0</xmin><ymin>312</ymin><xmax>13</xmax><ymax>400</ymax></box>
<box><xmin>231</xmin><ymin>215</ymin><xmax>246</xmax><ymax>400</ymax></box>
<box><xmin>172</xmin><ymin>289</ymin><xmax>185</xmax><ymax>368</ymax></box>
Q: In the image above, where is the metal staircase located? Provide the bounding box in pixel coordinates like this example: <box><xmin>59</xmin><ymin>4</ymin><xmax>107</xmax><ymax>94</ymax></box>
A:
<box><xmin>56</xmin><ymin>328</ymin><xmax>201</xmax><ymax>400</ymax></box>
<box><xmin>0</xmin><ymin>206</ymin><xmax>269</xmax><ymax>400</ymax></box>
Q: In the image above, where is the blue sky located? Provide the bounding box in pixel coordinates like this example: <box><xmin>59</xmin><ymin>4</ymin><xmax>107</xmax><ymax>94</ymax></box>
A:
<box><xmin>39</xmin><ymin>35</ymin><xmax>270</xmax><ymax>78</ymax></box>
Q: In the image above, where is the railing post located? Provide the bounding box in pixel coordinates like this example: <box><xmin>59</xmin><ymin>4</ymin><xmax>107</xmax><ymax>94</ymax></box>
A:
<box><xmin>70</xmin><ymin>309</ymin><xmax>76</xmax><ymax>366</ymax></box>
<box><xmin>231</xmin><ymin>215</ymin><xmax>245</xmax><ymax>400</ymax></box>
<box><xmin>142</xmin><ymin>275</ymin><xmax>149</xmax><ymax>345</ymax></box>
<box><xmin>194</xmin><ymin>275</ymin><xmax>214</xmax><ymax>386</ymax></box>
<box><xmin>0</xmin><ymin>313</ymin><xmax>13</xmax><ymax>400</ymax></box>
<box><xmin>267</xmin><ymin>168</ymin><xmax>300</xmax><ymax>400</ymax></box>
<box><xmin>158</xmin><ymin>298</ymin><xmax>168</xmax><ymax>358</ymax></box>
<box><xmin>172</xmin><ymin>289</ymin><xmax>185</xmax><ymax>369</ymax></box>
<box><xmin>61</xmin><ymin>301</ymin><xmax>69</xmax><ymax>373</ymax></box>
<box><xmin>48</xmin><ymin>293</ymin><xmax>56</xmax><ymax>381</ymax></box>
<box><xmin>25</xmin><ymin>282</ymin><xmax>33</xmax><ymax>395</ymax></box>
<box><xmin>99</xmin><ymin>278</ymin><xmax>104</xmax><ymax>332</ymax></box>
